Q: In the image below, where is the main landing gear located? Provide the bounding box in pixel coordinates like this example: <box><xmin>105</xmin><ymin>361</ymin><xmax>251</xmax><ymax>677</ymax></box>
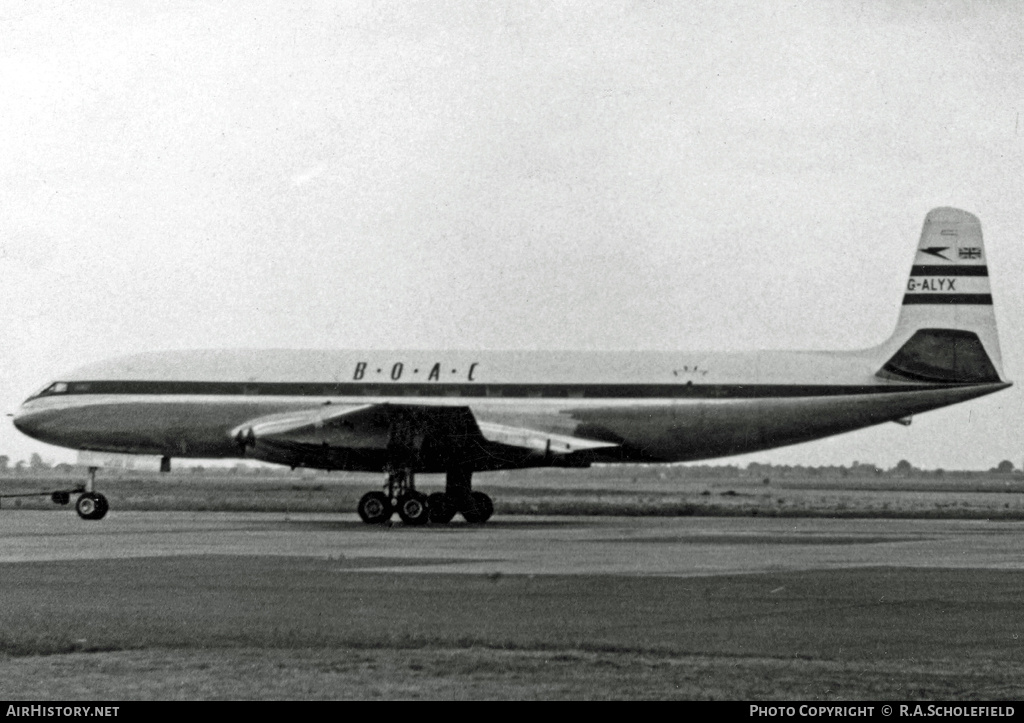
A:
<box><xmin>356</xmin><ymin>468</ymin><xmax>493</xmax><ymax>526</ymax></box>
<box><xmin>357</xmin><ymin>467</ymin><xmax>430</xmax><ymax>526</ymax></box>
<box><xmin>435</xmin><ymin>468</ymin><xmax>493</xmax><ymax>524</ymax></box>
<box><xmin>75</xmin><ymin>466</ymin><xmax>108</xmax><ymax>521</ymax></box>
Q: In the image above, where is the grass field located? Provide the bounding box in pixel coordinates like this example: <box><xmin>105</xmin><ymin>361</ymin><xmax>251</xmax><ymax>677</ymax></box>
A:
<box><xmin>2</xmin><ymin>466</ymin><xmax>1023</xmax><ymax>519</ymax></box>
<box><xmin>0</xmin><ymin>557</ymin><xmax>1022</xmax><ymax>700</ymax></box>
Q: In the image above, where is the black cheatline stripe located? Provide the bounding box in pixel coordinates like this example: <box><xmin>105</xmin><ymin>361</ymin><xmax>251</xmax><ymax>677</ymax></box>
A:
<box><xmin>909</xmin><ymin>265</ymin><xmax>988</xmax><ymax>277</ymax></box>
<box><xmin>32</xmin><ymin>379</ymin><xmax>980</xmax><ymax>401</ymax></box>
<box><xmin>902</xmin><ymin>294</ymin><xmax>993</xmax><ymax>305</ymax></box>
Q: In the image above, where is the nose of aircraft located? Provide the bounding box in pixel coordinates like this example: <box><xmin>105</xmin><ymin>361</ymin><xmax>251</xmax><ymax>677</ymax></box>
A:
<box><xmin>12</xmin><ymin>405</ymin><xmax>45</xmax><ymax>441</ymax></box>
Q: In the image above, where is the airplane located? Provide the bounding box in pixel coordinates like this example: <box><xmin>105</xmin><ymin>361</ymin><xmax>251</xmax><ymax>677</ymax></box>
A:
<box><xmin>12</xmin><ymin>207</ymin><xmax>1010</xmax><ymax>525</ymax></box>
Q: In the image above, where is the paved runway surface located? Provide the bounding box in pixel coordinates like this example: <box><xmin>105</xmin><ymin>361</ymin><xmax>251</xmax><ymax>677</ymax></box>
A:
<box><xmin>3</xmin><ymin>511</ymin><xmax>1023</xmax><ymax>576</ymax></box>
<box><xmin>3</xmin><ymin>510</ymin><xmax>1024</xmax><ymax>699</ymax></box>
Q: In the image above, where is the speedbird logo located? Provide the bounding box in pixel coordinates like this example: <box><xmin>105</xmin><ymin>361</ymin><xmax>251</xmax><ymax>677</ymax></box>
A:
<box><xmin>920</xmin><ymin>246</ymin><xmax>951</xmax><ymax>260</ymax></box>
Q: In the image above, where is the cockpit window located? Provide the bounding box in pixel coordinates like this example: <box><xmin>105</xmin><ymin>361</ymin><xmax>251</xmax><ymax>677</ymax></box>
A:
<box><xmin>24</xmin><ymin>381</ymin><xmax>75</xmax><ymax>402</ymax></box>
<box><xmin>30</xmin><ymin>382</ymin><xmax>69</xmax><ymax>398</ymax></box>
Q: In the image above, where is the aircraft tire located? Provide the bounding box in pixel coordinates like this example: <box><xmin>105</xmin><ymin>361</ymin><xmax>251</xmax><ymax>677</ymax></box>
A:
<box><xmin>460</xmin><ymin>491</ymin><xmax>494</xmax><ymax>524</ymax></box>
<box><xmin>357</xmin><ymin>491</ymin><xmax>393</xmax><ymax>524</ymax></box>
<box><xmin>396</xmin><ymin>491</ymin><xmax>429</xmax><ymax>526</ymax></box>
<box><xmin>75</xmin><ymin>492</ymin><xmax>109</xmax><ymax>521</ymax></box>
<box><xmin>426</xmin><ymin>492</ymin><xmax>457</xmax><ymax>524</ymax></box>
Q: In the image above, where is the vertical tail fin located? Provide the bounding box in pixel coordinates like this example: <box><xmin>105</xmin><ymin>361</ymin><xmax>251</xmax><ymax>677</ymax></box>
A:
<box><xmin>877</xmin><ymin>208</ymin><xmax>1006</xmax><ymax>383</ymax></box>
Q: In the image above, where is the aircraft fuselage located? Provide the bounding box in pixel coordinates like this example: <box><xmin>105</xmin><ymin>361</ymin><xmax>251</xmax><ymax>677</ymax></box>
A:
<box><xmin>13</xmin><ymin>348</ymin><xmax>1008</xmax><ymax>471</ymax></box>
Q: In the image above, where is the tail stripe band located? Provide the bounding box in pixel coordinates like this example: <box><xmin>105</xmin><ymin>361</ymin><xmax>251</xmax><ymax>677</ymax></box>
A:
<box><xmin>902</xmin><ymin>294</ymin><xmax>993</xmax><ymax>305</ymax></box>
<box><xmin>909</xmin><ymin>265</ymin><xmax>988</xmax><ymax>277</ymax></box>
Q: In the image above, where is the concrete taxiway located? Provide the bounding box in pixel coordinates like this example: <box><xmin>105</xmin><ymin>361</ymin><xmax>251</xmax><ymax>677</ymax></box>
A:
<box><xmin>1</xmin><ymin>511</ymin><xmax>1022</xmax><ymax>576</ymax></box>
<box><xmin>3</xmin><ymin>510</ymin><xmax>1024</xmax><ymax>700</ymax></box>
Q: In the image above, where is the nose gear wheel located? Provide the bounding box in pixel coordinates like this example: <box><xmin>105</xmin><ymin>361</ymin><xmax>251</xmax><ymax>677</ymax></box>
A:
<box><xmin>76</xmin><ymin>492</ymin><xmax>109</xmax><ymax>521</ymax></box>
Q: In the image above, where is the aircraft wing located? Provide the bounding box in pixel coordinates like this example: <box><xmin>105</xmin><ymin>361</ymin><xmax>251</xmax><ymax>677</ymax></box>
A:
<box><xmin>230</xmin><ymin>403</ymin><xmax>620</xmax><ymax>470</ymax></box>
<box><xmin>474</xmin><ymin>420</ymin><xmax>620</xmax><ymax>455</ymax></box>
<box><xmin>231</xmin><ymin>404</ymin><xmax>390</xmax><ymax>450</ymax></box>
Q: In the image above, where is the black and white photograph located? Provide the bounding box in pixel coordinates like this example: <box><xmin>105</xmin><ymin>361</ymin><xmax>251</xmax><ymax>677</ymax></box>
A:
<box><xmin>1</xmin><ymin>0</ymin><xmax>1023</xmax><ymax>702</ymax></box>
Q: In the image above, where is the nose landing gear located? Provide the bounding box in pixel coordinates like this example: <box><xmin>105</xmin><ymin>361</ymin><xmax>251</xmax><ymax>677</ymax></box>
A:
<box><xmin>75</xmin><ymin>492</ymin><xmax>109</xmax><ymax>520</ymax></box>
<box><xmin>75</xmin><ymin>466</ymin><xmax>109</xmax><ymax>521</ymax></box>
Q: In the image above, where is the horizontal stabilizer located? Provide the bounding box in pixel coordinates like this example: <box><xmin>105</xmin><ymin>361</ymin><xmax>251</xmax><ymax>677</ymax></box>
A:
<box><xmin>878</xmin><ymin>328</ymin><xmax>1001</xmax><ymax>384</ymax></box>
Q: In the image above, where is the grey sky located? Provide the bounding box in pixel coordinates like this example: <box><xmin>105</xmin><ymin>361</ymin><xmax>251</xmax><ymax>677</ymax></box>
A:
<box><xmin>3</xmin><ymin>1</ymin><xmax>1023</xmax><ymax>469</ymax></box>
